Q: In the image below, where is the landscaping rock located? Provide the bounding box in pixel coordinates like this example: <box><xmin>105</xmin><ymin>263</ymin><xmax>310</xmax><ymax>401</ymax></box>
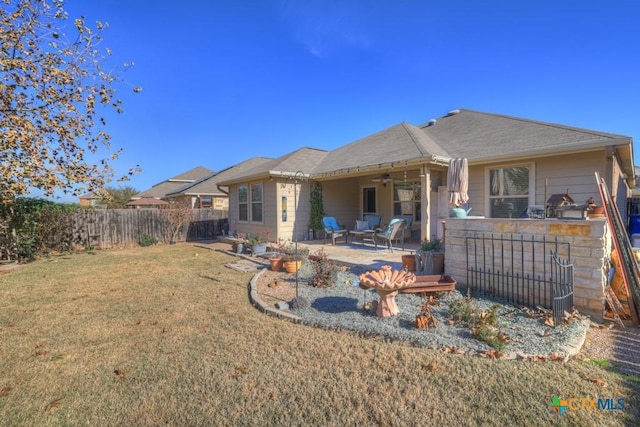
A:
<box><xmin>276</xmin><ymin>301</ymin><xmax>290</xmax><ymax>311</ymax></box>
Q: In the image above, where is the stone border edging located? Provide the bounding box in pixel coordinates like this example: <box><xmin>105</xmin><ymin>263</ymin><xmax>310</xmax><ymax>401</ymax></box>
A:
<box><xmin>249</xmin><ymin>269</ymin><xmax>302</xmax><ymax>323</ymax></box>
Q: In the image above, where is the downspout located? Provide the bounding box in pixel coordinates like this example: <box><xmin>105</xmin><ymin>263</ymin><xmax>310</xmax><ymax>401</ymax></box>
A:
<box><xmin>421</xmin><ymin>165</ymin><xmax>430</xmax><ymax>242</ymax></box>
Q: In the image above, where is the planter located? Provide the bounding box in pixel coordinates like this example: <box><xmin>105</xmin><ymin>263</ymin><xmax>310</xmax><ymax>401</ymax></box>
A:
<box><xmin>234</xmin><ymin>243</ymin><xmax>245</xmax><ymax>254</ymax></box>
<box><xmin>284</xmin><ymin>260</ymin><xmax>302</xmax><ymax>273</ymax></box>
<box><xmin>401</xmin><ymin>255</ymin><xmax>416</xmax><ymax>272</ymax></box>
<box><xmin>269</xmin><ymin>256</ymin><xmax>283</xmax><ymax>272</ymax></box>
<box><xmin>416</xmin><ymin>250</ymin><xmax>444</xmax><ymax>275</ymax></box>
<box><xmin>587</xmin><ymin>205</ymin><xmax>605</xmax><ymax>219</ymax></box>
<box><xmin>251</xmin><ymin>242</ymin><xmax>267</xmax><ymax>255</ymax></box>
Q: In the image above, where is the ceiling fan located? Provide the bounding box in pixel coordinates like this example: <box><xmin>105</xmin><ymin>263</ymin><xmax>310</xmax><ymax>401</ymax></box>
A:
<box><xmin>371</xmin><ymin>173</ymin><xmax>394</xmax><ymax>186</ymax></box>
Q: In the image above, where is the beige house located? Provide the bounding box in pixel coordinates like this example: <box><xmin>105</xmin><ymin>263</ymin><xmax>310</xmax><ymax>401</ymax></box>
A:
<box><xmin>164</xmin><ymin>157</ymin><xmax>274</xmax><ymax>209</ymax></box>
<box><xmin>219</xmin><ymin>109</ymin><xmax>635</xmax><ymax>243</ymax></box>
<box><xmin>133</xmin><ymin>166</ymin><xmax>214</xmax><ymax>207</ymax></box>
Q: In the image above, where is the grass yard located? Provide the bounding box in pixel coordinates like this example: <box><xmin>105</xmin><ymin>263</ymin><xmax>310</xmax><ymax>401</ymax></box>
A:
<box><xmin>0</xmin><ymin>244</ymin><xmax>638</xmax><ymax>426</ymax></box>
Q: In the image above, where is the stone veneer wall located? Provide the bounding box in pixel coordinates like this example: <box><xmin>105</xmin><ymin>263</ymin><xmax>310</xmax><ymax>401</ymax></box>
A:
<box><xmin>444</xmin><ymin>218</ymin><xmax>611</xmax><ymax>322</ymax></box>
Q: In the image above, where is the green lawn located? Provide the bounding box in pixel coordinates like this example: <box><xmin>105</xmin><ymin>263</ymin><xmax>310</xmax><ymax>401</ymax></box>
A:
<box><xmin>0</xmin><ymin>244</ymin><xmax>638</xmax><ymax>426</ymax></box>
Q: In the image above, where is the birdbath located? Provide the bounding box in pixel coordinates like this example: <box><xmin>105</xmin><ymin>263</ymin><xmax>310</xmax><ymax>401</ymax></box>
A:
<box><xmin>359</xmin><ymin>265</ymin><xmax>416</xmax><ymax>317</ymax></box>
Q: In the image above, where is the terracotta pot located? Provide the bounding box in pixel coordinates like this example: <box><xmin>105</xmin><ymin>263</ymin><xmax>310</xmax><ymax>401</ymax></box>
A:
<box><xmin>284</xmin><ymin>260</ymin><xmax>302</xmax><ymax>273</ymax></box>
<box><xmin>270</xmin><ymin>257</ymin><xmax>283</xmax><ymax>272</ymax></box>
<box><xmin>401</xmin><ymin>255</ymin><xmax>416</xmax><ymax>272</ymax></box>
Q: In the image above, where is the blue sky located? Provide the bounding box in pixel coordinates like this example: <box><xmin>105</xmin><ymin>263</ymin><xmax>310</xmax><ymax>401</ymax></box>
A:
<box><xmin>58</xmin><ymin>0</ymin><xmax>640</xmax><ymax>199</ymax></box>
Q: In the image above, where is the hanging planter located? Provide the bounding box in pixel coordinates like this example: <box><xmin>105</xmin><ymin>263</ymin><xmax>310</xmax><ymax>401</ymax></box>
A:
<box><xmin>284</xmin><ymin>260</ymin><xmax>302</xmax><ymax>273</ymax></box>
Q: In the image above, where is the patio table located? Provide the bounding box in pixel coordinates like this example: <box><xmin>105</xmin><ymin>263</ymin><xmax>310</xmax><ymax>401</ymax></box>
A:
<box><xmin>348</xmin><ymin>229</ymin><xmax>376</xmax><ymax>245</ymax></box>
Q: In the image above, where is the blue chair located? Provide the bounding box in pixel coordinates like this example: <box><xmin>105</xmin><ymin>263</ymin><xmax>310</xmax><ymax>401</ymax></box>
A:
<box><xmin>322</xmin><ymin>216</ymin><xmax>348</xmax><ymax>245</ymax></box>
<box><xmin>363</xmin><ymin>214</ymin><xmax>383</xmax><ymax>230</ymax></box>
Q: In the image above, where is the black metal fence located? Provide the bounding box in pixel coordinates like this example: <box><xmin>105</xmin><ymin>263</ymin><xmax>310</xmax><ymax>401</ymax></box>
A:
<box><xmin>465</xmin><ymin>233</ymin><xmax>573</xmax><ymax>326</ymax></box>
<box><xmin>550</xmin><ymin>251</ymin><xmax>574</xmax><ymax>327</ymax></box>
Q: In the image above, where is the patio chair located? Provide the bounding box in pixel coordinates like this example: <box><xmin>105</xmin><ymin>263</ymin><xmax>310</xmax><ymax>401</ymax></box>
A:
<box><xmin>363</xmin><ymin>214</ymin><xmax>383</xmax><ymax>230</ymax></box>
<box><xmin>373</xmin><ymin>218</ymin><xmax>406</xmax><ymax>252</ymax></box>
<box><xmin>395</xmin><ymin>215</ymin><xmax>414</xmax><ymax>242</ymax></box>
<box><xmin>322</xmin><ymin>216</ymin><xmax>348</xmax><ymax>245</ymax></box>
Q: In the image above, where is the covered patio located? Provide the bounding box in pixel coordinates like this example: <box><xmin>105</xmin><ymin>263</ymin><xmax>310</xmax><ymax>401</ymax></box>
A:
<box><xmin>299</xmin><ymin>238</ymin><xmax>421</xmax><ymax>270</ymax></box>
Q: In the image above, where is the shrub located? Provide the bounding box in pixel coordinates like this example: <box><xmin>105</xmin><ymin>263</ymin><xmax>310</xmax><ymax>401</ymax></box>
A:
<box><xmin>449</xmin><ymin>291</ymin><xmax>509</xmax><ymax>350</ymax></box>
<box><xmin>0</xmin><ymin>198</ymin><xmax>79</xmax><ymax>261</ymax></box>
<box><xmin>307</xmin><ymin>248</ymin><xmax>339</xmax><ymax>288</ymax></box>
<box><xmin>139</xmin><ymin>234</ymin><xmax>158</xmax><ymax>247</ymax></box>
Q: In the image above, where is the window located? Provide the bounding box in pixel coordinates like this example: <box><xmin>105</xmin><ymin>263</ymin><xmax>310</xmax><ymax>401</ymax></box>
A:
<box><xmin>251</xmin><ymin>183</ymin><xmax>263</xmax><ymax>222</ymax></box>
<box><xmin>362</xmin><ymin>187</ymin><xmax>376</xmax><ymax>216</ymax></box>
<box><xmin>393</xmin><ymin>182</ymin><xmax>421</xmax><ymax>222</ymax></box>
<box><xmin>238</xmin><ymin>185</ymin><xmax>248</xmax><ymax>221</ymax></box>
<box><xmin>488</xmin><ymin>165</ymin><xmax>531</xmax><ymax>218</ymax></box>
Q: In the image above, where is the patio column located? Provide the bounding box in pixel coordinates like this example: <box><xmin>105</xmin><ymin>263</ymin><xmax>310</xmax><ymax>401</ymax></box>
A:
<box><xmin>421</xmin><ymin>165</ymin><xmax>430</xmax><ymax>242</ymax></box>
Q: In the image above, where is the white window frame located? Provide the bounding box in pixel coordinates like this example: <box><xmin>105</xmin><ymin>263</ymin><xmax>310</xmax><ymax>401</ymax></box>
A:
<box><xmin>250</xmin><ymin>182</ymin><xmax>263</xmax><ymax>223</ymax></box>
<box><xmin>238</xmin><ymin>184</ymin><xmax>248</xmax><ymax>222</ymax></box>
<box><xmin>485</xmin><ymin>162</ymin><xmax>535</xmax><ymax>218</ymax></box>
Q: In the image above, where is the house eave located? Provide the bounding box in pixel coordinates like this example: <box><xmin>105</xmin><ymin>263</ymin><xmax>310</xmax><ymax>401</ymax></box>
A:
<box><xmin>310</xmin><ymin>155</ymin><xmax>451</xmax><ymax>181</ymax></box>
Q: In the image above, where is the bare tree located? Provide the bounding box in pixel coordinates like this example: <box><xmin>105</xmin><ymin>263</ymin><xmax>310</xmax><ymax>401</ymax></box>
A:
<box><xmin>160</xmin><ymin>201</ymin><xmax>194</xmax><ymax>244</ymax></box>
<box><xmin>0</xmin><ymin>0</ymin><xmax>141</xmax><ymax>203</ymax></box>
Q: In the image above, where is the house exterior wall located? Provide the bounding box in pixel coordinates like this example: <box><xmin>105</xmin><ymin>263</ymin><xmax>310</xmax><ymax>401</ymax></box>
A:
<box><xmin>273</xmin><ymin>179</ymin><xmax>311</xmax><ymax>242</ymax></box>
<box><xmin>227</xmin><ymin>179</ymin><xmax>276</xmax><ymax>240</ymax></box>
<box><xmin>465</xmin><ymin>150</ymin><xmax>626</xmax><ymax>218</ymax></box>
<box><xmin>320</xmin><ymin>178</ymin><xmax>360</xmax><ymax>230</ymax></box>
<box><xmin>444</xmin><ymin>217</ymin><xmax>610</xmax><ymax>321</ymax></box>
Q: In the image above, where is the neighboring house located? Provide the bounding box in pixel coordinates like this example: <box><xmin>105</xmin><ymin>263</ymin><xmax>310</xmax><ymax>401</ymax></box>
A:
<box><xmin>218</xmin><ymin>109</ymin><xmax>635</xmax><ymax>243</ymax></box>
<box><xmin>125</xmin><ymin>197</ymin><xmax>169</xmax><ymax>209</ymax></box>
<box><xmin>78</xmin><ymin>192</ymin><xmax>106</xmax><ymax>208</ymax></box>
<box><xmin>164</xmin><ymin>157</ymin><xmax>272</xmax><ymax>210</ymax></box>
<box><xmin>132</xmin><ymin>166</ymin><xmax>214</xmax><ymax>206</ymax></box>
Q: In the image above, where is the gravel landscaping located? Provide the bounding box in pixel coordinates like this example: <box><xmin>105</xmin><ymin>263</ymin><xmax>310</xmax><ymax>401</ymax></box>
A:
<box><xmin>255</xmin><ymin>263</ymin><xmax>590</xmax><ymax>359</ymax></box>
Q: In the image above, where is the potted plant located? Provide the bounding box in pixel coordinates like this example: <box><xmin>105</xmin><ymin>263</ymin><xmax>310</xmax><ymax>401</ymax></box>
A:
<box><xmin>416</xmin><ymin>238</ymin><xmax>445</xmax><ymax>275</ymax></box>
<box><xmin>268</xmin><ymin>239</ymin><xmax>285</xmax><ymax>271</ymax></box>
<box><xmin>247</xmin><ymin>230</ymin><xmax>270</xmax><ymax>256</ymax></box>
<box><xmin>282</xmin><ymin>243</ymin><xmax>309</xmax><ymax>273</ymax></box>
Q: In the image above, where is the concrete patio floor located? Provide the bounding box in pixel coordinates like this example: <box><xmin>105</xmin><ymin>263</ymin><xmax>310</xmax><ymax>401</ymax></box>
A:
<box><xmin>299</xmin><ymin>238</ymin><xmax>421</xmax><ymax>270</ymax></box>
<box><xmin>209</xmin><ymin>237</ymin><xmax>421</xmax><ymax>271</ymax></box>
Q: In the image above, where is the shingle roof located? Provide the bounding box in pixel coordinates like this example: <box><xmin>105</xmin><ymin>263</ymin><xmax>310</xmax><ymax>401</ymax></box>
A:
<box><xmin>218</xmin><ymin>148</ymin><xmax>328</xmax><ymax>184</ymax></box>
<box><xmin>420</xmin><ymin>109</ymin><xmax>630</xmax><ymax>162</ymax></box>
<box><xmin>169</xmin><ymin>166</ymin><xmax>214</xmax><ymax>182</ymax></box>
<box><xmin>135</xmin><ymin>181</ymin><xmax>190</xmax><ymax>199</ymax></box>
<box><xmin>311</xmin><ymin>122</ymin><xmax>449</xmax><ymax>175</ymax></box>
<box><xmin>166</xmin><ymin>157</ymin><xmax>272</xmax><ymax>196</ymax></box>
<box><xmin>134</xmin><ymin>166</ymin><xmax>215</xmax><ymax>199</ymax></box>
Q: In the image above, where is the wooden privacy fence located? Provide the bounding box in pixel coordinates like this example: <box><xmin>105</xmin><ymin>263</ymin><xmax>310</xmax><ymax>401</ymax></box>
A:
<box><xmin>70</xmin><ymin>208</ymin><xmax>228</xmax><ymax>248</ymax></box>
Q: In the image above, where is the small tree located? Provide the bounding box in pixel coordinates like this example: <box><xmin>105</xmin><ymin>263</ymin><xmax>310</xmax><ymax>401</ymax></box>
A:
<box><xmin>105</xmin><ymin>186</ymin><xmax>138</xmax><ymax>209</ymax></box>
<box><xmin>0</xmin><ymin>0</ymin><xmax>141</xmax><ymax>203</ymax></box>
<box><xmin>160</xmin><ymin>201</ymin><xmax>194</xmax><ymax>244</ymax></box>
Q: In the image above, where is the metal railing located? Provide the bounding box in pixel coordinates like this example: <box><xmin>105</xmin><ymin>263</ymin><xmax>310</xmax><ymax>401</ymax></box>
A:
<box><xmin>465</xmin><ymin>233</ymin><xmax>573</xmax><ymax>326</ymax></box>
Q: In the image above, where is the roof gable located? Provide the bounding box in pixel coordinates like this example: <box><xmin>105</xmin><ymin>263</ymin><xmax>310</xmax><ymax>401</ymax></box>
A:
<box><xmin>218</xmin><ymin>148</ymin><xmax>328</xmax><ymax>184</ymax></box>
<box><xmin>421</xmin><ymin>109</ymin><xmax>629</xmax><ymax>161</ymax></box>
<box><xmin>311</xmin><ymin>122</ymin><xmax>449</xmax><ymax>176</ymax></box>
